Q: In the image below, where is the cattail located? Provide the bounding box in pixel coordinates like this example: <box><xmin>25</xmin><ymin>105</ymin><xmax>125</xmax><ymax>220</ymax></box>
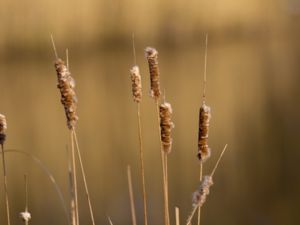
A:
<box><xmin>0</xmin><ymin>114</ymin><xmax>7</xmax><ymax>145</ymax></box>
<box><xmin>145</xmin><ymin>47</ymin><xmax>161</xmax><ymax>100</ymax></box>
<box><xmin>159</xmin><ymin>102</ymin><xmax>175</xmax><ymax>154</ymax></box>
<box><xmin>192</xmin><ymin>175</ymin><xmax>213</xmax><ymax>208</ymax></box>
<box><xmin>54</xmin><ymin>59</ymin><xmax>78</xmax><ymax>130</ymax></box>
<box><xmin>130</xmin><ymin>66</ymin><xmax>142</xmax><ymax>103</ymax></box>
<box><xmin>197</xmin><ymin>103</ymin><xmax>211</xmax><ymax>162</ymax></box>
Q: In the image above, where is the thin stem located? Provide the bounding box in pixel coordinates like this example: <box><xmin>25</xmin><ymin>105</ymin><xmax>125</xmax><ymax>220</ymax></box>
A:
<box><xmin>24</xmin><ymin>174</ymin><xmax>29</xmax><ymax>225</ymax></box>
<box><xmin>50</xmin><ymin>34</ymin><xmax>59</xmax><ymax>59</ymax></box>
<box><xmin>210</xmin><ymin>144</ymin><xmax>228</xmax><ymax>177</ymax></box>
<box><xmin>132</xmin><ymin>33</ymin><xmax>137</xmax><ymax>66</ymax></box>
<box><xmin>175</xmin><ymin>207</ymin><xmax>180</xmax><ymax>225</ymax></box>
<box><xmin>137</xmin><ymin>103</ymin><xmax>149</xmax><ymax>225</ymax></box>
<box><xmin>1</xmin><ymin>144</ymin><xmax>11</xmax><ymax>225</ymax></box>
<box><xmin>197</xmin><ymin>162</ymin><xmax>203</xmax><ymax>225</ymax></box>
<box><xmin>186</xmin><ymin>205</ymin><xmax>198</xmax><ymax>225</ymax></box>
<box><xmin>72</xmin><ymin>129</ymin><xmax>96</xmax><ymax>225</ymax></box>
<box><xmin>127</xmin><ymin>165</ymin><xmax>137</xmax><ymax>225</ymax></box>
<box><xmin>67</xmin><ymin>146</ymin><xmax>76</xmax><ymax>225</ymax></box>
<box><xmin>155</xmin><ymin>101</ymin><xmax>170</xmax><ymax>225</ymax></box>
<box><xmin>70</xmin><ymin>131</ymin><xmax>79</xmax><ymax>225</ymax></box>
<box><xmin>202</xmin><ymin>34</ymin><xmax>208</xmax><ymax>103</ymax></box>
<box><xmin>66</xmin><ymin>49</ymin><xmax>69</xmax><ymax>69</ymax></box>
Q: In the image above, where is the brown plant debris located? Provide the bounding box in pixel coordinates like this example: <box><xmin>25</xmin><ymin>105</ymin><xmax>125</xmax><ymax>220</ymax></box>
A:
<box><xmin>130</xmin><ymin>66</ymin><xmax>142</xmax><ymax>103</ymax></box>
<box><xmin>54</xmin><ymin>59</ymin><xmax>78</xmax><ymax>129</ymax></box>
<box><xmin>197</xmin><ymin>103</ymin><xmax>211</xmax><ymax>162</ymax></box>
<box><xmin>159</xmin><ymin>102</ymin><xmax>175</xmax><ymax>154</ymax></box>
<box><xmin>145</xmin><ymin>47</ymin><xmax>161</xmax><ymax>100</ymax></box>
<box><xmin>192</xmin><ymin>175</ymin><xmax>213</xmax><ymax>208</ymax></box>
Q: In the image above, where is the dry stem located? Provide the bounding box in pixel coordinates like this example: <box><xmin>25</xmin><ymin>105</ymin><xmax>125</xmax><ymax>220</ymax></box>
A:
<box><xmin>127</xmin><ymin>165</ymin><xmax>137</xmax><ymax>225</ymax></box>
<box><xmin>73</xmin><ymin>129</ymin><xmax>96</xmax><ymax>225</ymax></box>
<box><xmin>70</xmin><ymin>131</ymin><xmax>79</xmax><ymax>225</ymax></box>
<box><xmin>137</xmin><ymin>103</ymin><xmax>148</xmax><ymax>225</ymax></box>
<box><xmin>155</xmin><ymin>101</ymin><xmax>170</xmax><ymax>225</ymax></box>
<box><xmin>1</xmin><ymin>144</ymin><xmax>11</xmax><ymax>225</ymax></box>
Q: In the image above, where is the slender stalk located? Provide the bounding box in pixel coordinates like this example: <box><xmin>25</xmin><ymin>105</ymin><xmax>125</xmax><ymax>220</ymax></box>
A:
<box><xmin>70</xmin><ymin>131</ymin><xmax>79</xmax><ymax>225</ymax></box>
<box><xmin>67</xmin><ymin>146</ymin><xmax>77</xmax><ymax>225</ymax></box>
<box><xmin>155</xmin><ymin>101</ymin><xmax>170</xmax><ymax>225</ymax></box>
<box><xmin>1</xmin><ymin>144</ymin><xmax>11</xmax><ymax>225</ymax></box>
<box><xmin>24</xmin><ymin>174</ymin><xmax>29</xmax><ymax>225</ymax></box>
<box><xmin>72</xmin><ymin>129</ymin><xmax>96</xmax><ymax>225</ymax></box>
<box><xmin>137</xmin><ymin>103</ymin><xmax>148</xmax><ymax>225</ymax></box>
<box><xmin>127</xmin><ymin>165</ymin><xmax>137</xmax><ymax>225</ymax></box>
<box><xmin>175</xmin><ymin>207</ymin><xmax>180</xmax><ymax>225</ymax></box>
<box><xmin>186</xmin><ymin>205</ymin><xmax>198</xmax><ymax>225</ymax></box>
<box><xmin>197</xmin><ymin>163</ymin><xmax>203</xmax><ymax>225</ymax></box>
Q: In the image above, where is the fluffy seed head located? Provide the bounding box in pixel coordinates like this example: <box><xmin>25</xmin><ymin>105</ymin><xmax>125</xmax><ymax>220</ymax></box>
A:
<box><xmin>0</xmin><ymin>114</ymin><xmax>7</xmax><ymax>145</ymax></box>
<box><xmin>145</xmin><ymin>47</ymin><xmax>161</xmax><ymax>100</ymax></box>
<box><xmin>192</xmin><ymin>175</ymin><xmax>213</xmax><ymax>207</ymax></box>
<box><xmin>130</xmin><ymin>66</ymin><xmax>142</xmax><ymax>103</ymax></box>
<box><xmin>54</xmin><ymin>59</ymin><xmax>79</xmax><ymax>129</ymax></box>
<box><xmin>20</xmin><ymin>211</ymin><xmax>31</xmax><ymax>222</ymax></box>
<box><xmin>197</xmin><ymin>103</ymin><xmax>211</xmax><ymax>162</ymax></box>
<box><xmin>159</xmin><ymin>102</ymin><xmax>175</xmax><ymax>154</ymax></box>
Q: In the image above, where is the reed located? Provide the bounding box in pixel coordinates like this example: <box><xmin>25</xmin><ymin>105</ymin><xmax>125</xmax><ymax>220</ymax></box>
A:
<box><xmin>197</xmin><ymin>34</ymin><xmax>210</xmax><ymax>225</ymax></box>
<box><xmin>145</xmin><ymin>47</ymin><xmax>170</xmax><ymax>225</ymax></box>
<box><xmin>51</xmin><ymin>36</ymin><xmax>95</xmax><ymax>225</ymax></box>
<box><xmin>0</xmin><ymin>113</ymin><xmax>11</xmax><ymax>225</ymax></box>
<box><xmin>130</xmin><ymin>34</ymin><xmax>148</xmax><ymax>225</ymax></box>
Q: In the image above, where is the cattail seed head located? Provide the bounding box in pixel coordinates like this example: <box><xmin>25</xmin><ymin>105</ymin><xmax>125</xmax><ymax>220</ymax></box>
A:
<box><xmin>130</xmin><ymin>66</ymin><xmax>142</xmax><ymax>103</ymax></box>
<box><xmin>20</xmin><ymin>211</ymin><xmax>31</xmax><ymax>222</ymax></box>
<box><xmin>0</xmin><ymin>114</ymin><xmax>7</xmax><ymax>145</ymax></box>
<box><xmin>54</xmin><ymin>59</ymin><xmax>79</xmax><ymax>130</ymax></box>
<box><xmin>159</xmin><ymin>102</ymin><xmax>175</xmax><ymax>154</ymax></box>
<box><xmin>145</xmin><ymin>47</ymin><xmax>161</xmax><ymax>100</ymax></box>
<box><xmin>197</xmin><ymin>103</ymin><xmax>211</xmax><ymax>162</ymax></box>
<box><xmin>192</xmin><ymin>175</ymin><xmax>213</xmax><ymax>208</ymax></box>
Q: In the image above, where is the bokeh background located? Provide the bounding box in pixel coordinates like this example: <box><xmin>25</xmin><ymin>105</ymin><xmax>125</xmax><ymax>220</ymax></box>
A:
<box><xmin>0</xmin><ymin>0</ymin><xmax>300</xmax><ymax>224</ymax></box>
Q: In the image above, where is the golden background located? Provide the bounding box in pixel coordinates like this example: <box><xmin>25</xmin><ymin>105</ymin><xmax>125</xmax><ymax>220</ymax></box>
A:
<box><xmin>0</xmin><ymin>0</ymin><xmax>299</xmax><ymax>224</ymax></box>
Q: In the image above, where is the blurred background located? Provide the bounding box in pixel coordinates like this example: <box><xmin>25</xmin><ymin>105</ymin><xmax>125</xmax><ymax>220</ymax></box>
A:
<box><xmin>0</xmin><ymin>0</ymin><xmax>300</xmax><ymax>224</ymax></box>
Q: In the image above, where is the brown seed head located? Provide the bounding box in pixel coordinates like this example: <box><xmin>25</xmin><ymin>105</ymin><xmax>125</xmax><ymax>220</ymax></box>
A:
<box><xmin>54</xmin><ymin>59</ymin><xmax>78</xmax><ymax>130</ymax></box>
<box><xmin>0</xmin><ymin>114</ymin><xmax>7</xmax><ymax>145</ymax></box>
<box><xmin>145</xmin><ymin>47</ymin><xmax>161</xmax><ymax>100</ymax></box>
<box><xmin>197</xmin><ymin>103</ymin><xmax>211</xmax><ymax>162</ymax></box>
<box><xmin>130</xmin><ymin>66</ymin><xmax>142</xmax><ymax>103</ymax></box>
<box><xmin>159</xmin><ymin>102</ymin><xmax>175</xmax><ymax>154</ymax></box>
<box><xmin>192</xmin><ymin>175</ymin><xmax>213</xmax><ymax>208</ymax></box>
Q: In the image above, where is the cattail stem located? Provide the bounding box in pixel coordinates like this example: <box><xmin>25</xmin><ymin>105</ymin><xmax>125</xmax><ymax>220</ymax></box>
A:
<box><xmin>72</xmin><ymin>129</ymin><xmax>96</xmax><ymax>225</ymax></box>
<box><xmin>1</xmin><ymin>144</ymin><xmax>11</xmax><ymax>225</ymax></box>
<box><xmin>155</xmin><ymin>101</ymin><xmax>170</xmax><ymax>225</ymax></box>
<box><xmin>136</xmin><ymin>103</ymin><xmax>149</xmax><ymax>225</ymax></box>
<box><xmin>68</xmin><ymin>146</ymin><xmax>76</xmax><ymax>225</ymax></box>
<box><xmin>175</xmin><ymin>207</ymin><xmax>180</xmax><ymax>225</ymax></box>
<box><xmin>70</xmin><ymin>131</ymin><xmax>79</xmax><ymax>225</ymax></box>
<box><xmin>127</xmin><ymin>165</ymin><xmax>137</xmax><ymax>225</ymax></box>
<box><xmin>24</xmin><ymin>174</ymin><xmax>29</xmax><ymax>225</ymax></box>
<box><xmin>197</xmin><ymin>162</ymin><xmax>203</xmax><ymax>225</ymax></box>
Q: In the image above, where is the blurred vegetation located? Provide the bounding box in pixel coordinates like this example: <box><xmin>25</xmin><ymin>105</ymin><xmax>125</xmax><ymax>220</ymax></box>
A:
<box><xmin>0</xmin><ymin>0</ymin><xmax>300</xmax><ymax>225</ymax></box>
